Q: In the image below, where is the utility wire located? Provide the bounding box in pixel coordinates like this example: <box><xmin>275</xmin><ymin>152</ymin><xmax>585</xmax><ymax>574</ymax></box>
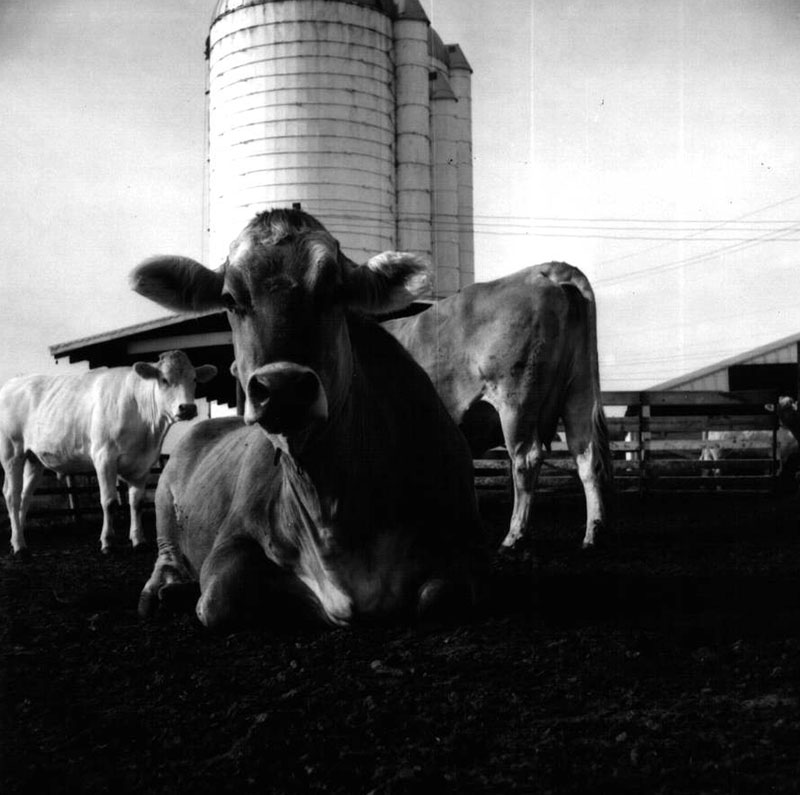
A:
<box><xmin>594</xmin><ymin>220</ymin><xmax>800</xmax><ymax>286</ymax></box>
<box><xmin>592</xmin><ymin>190</ymin><xmax>800</xmax><ymax>270</ymax></box>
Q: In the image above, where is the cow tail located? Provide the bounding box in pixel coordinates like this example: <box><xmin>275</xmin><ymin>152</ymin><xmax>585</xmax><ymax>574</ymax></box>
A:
<box><xmin>583</xmin><ymin>276</ymin><xmax>615</xmax><ymax>513</ymax></box>
<box><xmin>541</xmin><ymin>262</ymin><xmax>615</xmax><ymax>512</ymax></box>
<box><xmin>591</xmin><ymin>398</ymin><xmax>615</xmax><ymax>509</ymax></box>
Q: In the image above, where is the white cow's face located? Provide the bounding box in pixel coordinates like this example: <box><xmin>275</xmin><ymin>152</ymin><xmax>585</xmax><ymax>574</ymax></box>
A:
<box><xmin>133</xmin><ymin>350</ymin><xmax>217</xmax><ymax>422</ymax></box>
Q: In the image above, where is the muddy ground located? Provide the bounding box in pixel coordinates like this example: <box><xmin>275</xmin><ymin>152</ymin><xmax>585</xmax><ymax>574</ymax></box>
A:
<box><xmin>2</xmin><ymin>491</ymin><xmax>800</xmax><ymax>794</ymax></box>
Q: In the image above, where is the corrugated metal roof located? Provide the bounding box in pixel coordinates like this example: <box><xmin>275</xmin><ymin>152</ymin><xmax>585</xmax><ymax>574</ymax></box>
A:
<box><xmin>49</xmin><ymin>310</ymin><xmax>224</xmax><ymax>358</ymax></box>
<box><xmin>649</xmin><ymin>330</ymin><xmax>800</xmax><ymax>390</ymax></box>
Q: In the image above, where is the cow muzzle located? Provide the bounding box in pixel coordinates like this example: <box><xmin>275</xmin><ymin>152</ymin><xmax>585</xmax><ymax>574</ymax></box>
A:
<box><xmin>176</xmin><ymin>403</ymin><xmax>198</xmax><ymax>421</ymax></box>
<box><xmin>244</xmin><ymin>363</ymin><xmax>328</xmax><ymax>433</ymax></box>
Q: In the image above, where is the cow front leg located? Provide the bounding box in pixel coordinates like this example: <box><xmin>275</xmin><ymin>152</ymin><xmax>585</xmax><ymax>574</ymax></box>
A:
<box><xmin>127</xmin><ymin>480</ymin><xmax>148</xmax><ymax>549</ymax></box>
<box><xmin>138</xmin><ymin>539</ymin><xmax>197</xmax><ymax>618</ymax></box>
<box><xmin>18</xmin><ymin>458</ymin><xmax>45</xmax><ymax>552</ymax></box>
<box><xmin>197</xmin><ymin>536</ymin><xmax>323</xmax><ymax>632</ymax></box>
<box><xmin>93</xmin><ymin>453</ymin><xmax>120</xmax><ymax>554</ymax></box>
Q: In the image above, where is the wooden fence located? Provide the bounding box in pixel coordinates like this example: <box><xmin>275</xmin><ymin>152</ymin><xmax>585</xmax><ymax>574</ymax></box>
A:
<box><xmin>474</xmin><ymin>389</ymin><xmax>787</xmax><ymax>498</ymax></box>
<box><xmin>0</xmin><ymin>390</ymin><xmax>790</xmax><ymax>525</ymax></box>
<box><xmin>0</xmin><ymin>460</ymin><xmax>165</xmax><ymax>525</ymax></box>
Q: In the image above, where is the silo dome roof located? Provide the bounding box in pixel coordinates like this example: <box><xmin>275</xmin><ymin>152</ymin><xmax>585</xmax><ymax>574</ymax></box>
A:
<box><xmin>212</xmin><ymin>0</ymin><xmax>399</xmax><ymax>23</ymax></box>
<box><xmin>428</xmin><ymin>27</ymin><xmax>450</xmax><ymax>68</ymax></box>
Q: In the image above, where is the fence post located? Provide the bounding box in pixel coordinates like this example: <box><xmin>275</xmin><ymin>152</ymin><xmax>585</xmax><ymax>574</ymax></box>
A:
<box><xmin>771</xmin><ymin>391</ymin><xmax>779</xmax><ymax>480</ymax></box>
<box><xmin>65</xmin><ymin>475</ymin><xmax>82</xmax><ymax>525</ymax></box>
<box><xmin>638</xmin><ymin>393</ymin><xmax>650</xmax><ymax>496</ymax></box>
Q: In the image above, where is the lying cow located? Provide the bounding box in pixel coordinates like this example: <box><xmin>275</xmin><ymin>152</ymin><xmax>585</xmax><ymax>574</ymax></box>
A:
<box><xmin>0</xmin><ymin>351</ymin><xmax>217</xmax><ymax>555</ymax></box>
<box><xmin>130</xmin><ymin>208</ymin><xmax>487</xmax><ymax>631</ymax></box>
<box><xmin>384</xmin><ymin>262</ymin><xmax>612</xmax><ymax>550</ymax></box>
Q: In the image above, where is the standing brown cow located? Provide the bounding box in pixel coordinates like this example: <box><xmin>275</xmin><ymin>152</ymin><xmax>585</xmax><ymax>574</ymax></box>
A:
<box><xmin>385</xmin><ymin>262</ymin><xmax>613</xmax><ymax>550</ymax></box>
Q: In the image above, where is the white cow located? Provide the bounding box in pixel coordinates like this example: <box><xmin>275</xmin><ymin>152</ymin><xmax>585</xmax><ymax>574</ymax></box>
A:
<box><xmin>766</xmin><ymin>397</ymin><xmax>800</xmax><ymax>441</ymax></box>
<box><xmin>700</xmin><ymin>425</ymin><xmax>799</xmax><ymax>484</ymax></box>
<box><xmin>0</xmin><ymin>350</ymin><xmax>217</xmax><ymax>555</ymax></box>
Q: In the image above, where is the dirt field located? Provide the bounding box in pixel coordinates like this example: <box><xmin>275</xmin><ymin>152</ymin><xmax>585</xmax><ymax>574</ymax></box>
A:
<box><xmin>3</xmin><ymin>491</ymin><xmax>800</xmax><ymax>794</ymax></box>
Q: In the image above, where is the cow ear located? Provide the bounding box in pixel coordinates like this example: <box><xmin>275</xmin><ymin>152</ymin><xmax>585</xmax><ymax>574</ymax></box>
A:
<box><xmin>130</xmin><ymin>256</ymin><xmax>225</xmax><ymax>313</ymax></box>
<box><xmin>195</xmin><ymin>365</ymin><xmax>218</xmax><ymax>384</ymax></box>
<box><xmin>342</xmin><ymin>252</ymin><xmax>431</xmax><ymax>314</ymax></box>
<box><xmin>133</xmin><ymin>362</ymin><xmax>161</xmax><ymax>381</ymax></box>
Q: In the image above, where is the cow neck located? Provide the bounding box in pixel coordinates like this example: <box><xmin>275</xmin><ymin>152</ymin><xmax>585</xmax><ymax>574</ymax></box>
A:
<box><xmin>127</xmin><ymin>370</ymin><xmax>174</xmax><ymax>446</ymax></box>
<box><xmin>782</xmin><ymin>414</ymin><xmax>800</xmax><ymax>443</ymax></box>
<box><xmin>274</xmin><ymin>351</ymin><xmax>361</xmax><ymax>516</ymax></box>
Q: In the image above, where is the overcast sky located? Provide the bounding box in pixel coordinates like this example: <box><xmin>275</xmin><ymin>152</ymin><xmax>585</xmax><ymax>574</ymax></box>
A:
<box><xmin>2</xmin><ymin>0</ymin><xmax>799</xmax><ymax>391</ymax></box>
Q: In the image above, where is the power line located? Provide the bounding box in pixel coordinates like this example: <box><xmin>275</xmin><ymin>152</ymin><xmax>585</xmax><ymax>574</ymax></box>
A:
<box><xmin>600</xmin><ymin>297</ymin><xmax>800</xmax><ymax>340</ymax></box>
<box><xmin>594</xmin><ymin>221</ymin><xmax>800</xmax><ymax>286</ymax></box>
<box><xmin>592</xmin><ymin>191</ymin><xmax>800</xmax><ymax>270</ymax></box>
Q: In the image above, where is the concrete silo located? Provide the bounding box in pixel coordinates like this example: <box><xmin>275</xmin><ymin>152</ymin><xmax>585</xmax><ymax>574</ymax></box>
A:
<box><xmin>207</xmin><ymin>0</ymin><xmax>474</xmax><ymax>298</ymax></box>
<box><xmin>447</xmin><ymin>43</ymin><xmax>475</xmax><ymax>290</ymax></box>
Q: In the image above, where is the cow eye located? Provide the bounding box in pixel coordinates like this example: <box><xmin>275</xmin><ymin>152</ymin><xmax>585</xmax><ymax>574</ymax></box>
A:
<box><xmin>221</xmin><ymin>292</ymin><xmax>247</xmax><ymax>315</ymax></box>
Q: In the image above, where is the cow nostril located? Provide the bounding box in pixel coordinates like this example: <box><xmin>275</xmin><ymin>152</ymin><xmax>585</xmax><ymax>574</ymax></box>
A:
<box><xmin>178</xmin><ymin>404</ymin><xmax>197</xmax><ymax>418</ymax></box>
<box><xmin>296</xmin><ymin>371</ymin><xmax>320</xmax><ymax>405</ymax></box>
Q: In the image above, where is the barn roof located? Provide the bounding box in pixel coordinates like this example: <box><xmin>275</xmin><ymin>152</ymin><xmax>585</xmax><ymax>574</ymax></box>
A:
<box><xmin>649</xmin><ymin>329</ymin><xmax>800</xmax><ymax>390</ymax></box>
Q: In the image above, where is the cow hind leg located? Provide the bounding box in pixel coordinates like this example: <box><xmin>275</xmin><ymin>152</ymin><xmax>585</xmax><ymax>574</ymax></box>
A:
<box><xmin>498</xmin><ymin>404</ymin><xmax>545</xmax><ymax>550</ymax></box>
<box><xmin>2</xmin><ymin>453</ymin><xmax>26</xmax><ymax>555</ymax></box>
<box><xmin>197</xmin><ymin>536</ymin><xmax>323</xmax><ymax>632</ymax></box>
<box><xmin>563</xmin><ymin>398</ymin><xmax>612</xmax><ymax>549</ymax></box>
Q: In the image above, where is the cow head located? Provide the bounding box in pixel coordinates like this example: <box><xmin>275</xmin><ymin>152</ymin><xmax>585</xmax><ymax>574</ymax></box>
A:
<box><xmin>766</xmin><ymin>396</ymin><xmax>800</xmax><ymax>440</ymax></box>
<box><xmin>133</xmin><ymin>350</ymin><xmax>217</xmax><ymax>422</ymax></box>
<box><xmin>130</xmin><ymin>209</ymin><xmax>429</xmax><ymax>452</ymax></box>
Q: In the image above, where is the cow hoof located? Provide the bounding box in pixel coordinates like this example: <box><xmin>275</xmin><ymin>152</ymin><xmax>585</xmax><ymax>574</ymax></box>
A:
<box><xmin>417</xmin><ymin>578</ymin><xmax>472</xmax><ymax>624</ymax></box>
<box><xmin>131</xmin><ymin>541</ymin><xmax>153</xmax><ymax>555</ymax></box>
<box><xmin>582</xmin><ymin>523</ymin><xmax>610</xmax><ymax>552</ymax></box>
<box><xmin>498</xmin><ymin>533</ymin><xmax>538</xmax><ymax>562</ymax></box>
<box><xmin>138</xmin><ymin>588</ymin><xmax>158</xmax><ymax>619</ymax></box>
<box><xmin>12</xmin><ymin>548</ymin><xmax>32</xmax><ymax>562</ymax></box>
